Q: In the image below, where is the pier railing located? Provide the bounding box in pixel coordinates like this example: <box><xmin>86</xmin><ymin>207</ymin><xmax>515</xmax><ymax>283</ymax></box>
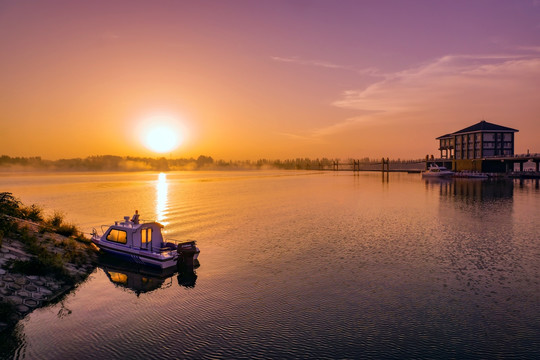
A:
<box><xmin>321</xmin><ymin>158</ymin><xmax>424</xmax><ymax>173</ymax></box>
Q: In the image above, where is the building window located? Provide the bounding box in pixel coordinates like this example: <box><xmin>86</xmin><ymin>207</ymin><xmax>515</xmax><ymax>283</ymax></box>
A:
<box><xmin>503</xmin><ymin>133</ymin><xmax>512</xmax><ymax>141</ymax></box>
<box><xmin>106</xmin><ymin>229</ymin><xmax>127</xmax><ymax>244</ymax></box>
<box><xmin>483</xmin><ymin>133</ymin><xmax>495</xmax><ymax>141</ymax></box>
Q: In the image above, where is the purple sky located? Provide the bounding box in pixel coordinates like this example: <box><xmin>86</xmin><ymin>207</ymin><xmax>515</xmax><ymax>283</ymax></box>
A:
<box><xmin>1</xmin><ymin>0</ymin><xmax>539</xmax><ymax>159</ymax></box>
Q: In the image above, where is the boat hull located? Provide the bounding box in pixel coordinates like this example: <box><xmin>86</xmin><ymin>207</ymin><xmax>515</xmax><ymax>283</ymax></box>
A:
<box><xmin>422</xmin><ymin>164</ymin><xmax>454</xmax><ymax>178</ymax></box>
<box><xmin>92</xmin><ymin>238</ymin><xmax>179</xmax><ymax>269</ymax></box>
<box><xmin>421</xmin><ymin>171</ymin><xmax>454</xmax><ymax>178</ymax></box>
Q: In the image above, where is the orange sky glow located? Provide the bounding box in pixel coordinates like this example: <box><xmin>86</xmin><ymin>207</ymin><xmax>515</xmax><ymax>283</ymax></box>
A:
<box><xmin>1</xmin><ymin>1</ymin><xmax>539</xmax><ymax>161</ymax></box>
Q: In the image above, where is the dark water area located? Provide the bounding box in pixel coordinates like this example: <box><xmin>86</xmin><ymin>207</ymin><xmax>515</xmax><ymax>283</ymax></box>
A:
<box><xmin>1</xmin><ymin>171</ymin><xmax>539</xmax><ymax>359</ymax></box>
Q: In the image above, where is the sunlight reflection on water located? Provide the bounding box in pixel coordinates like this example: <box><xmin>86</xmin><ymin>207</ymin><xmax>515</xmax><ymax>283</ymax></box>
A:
<box><xmin>156</xmin><ymin>172</ymin><xmax>168</xmax><ymax>225</ymax></box>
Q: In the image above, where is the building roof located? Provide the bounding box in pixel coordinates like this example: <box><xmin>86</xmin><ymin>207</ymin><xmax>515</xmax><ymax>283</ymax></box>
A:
<box><xmin>452</xmin><ymin>120</ymin><xmax>518</xmax><ymax>134</ymax></box>
<box><xmin>436</xmin><ymin>120</ymin><xmax>519</xmax><ymax>139</ymax></box>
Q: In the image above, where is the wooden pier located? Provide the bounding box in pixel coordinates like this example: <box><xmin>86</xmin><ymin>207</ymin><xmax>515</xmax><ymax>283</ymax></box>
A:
<box><xmin>322</xmin><ymin>158</ymin><xmax>423</xmax><ymax>173</ymax></box>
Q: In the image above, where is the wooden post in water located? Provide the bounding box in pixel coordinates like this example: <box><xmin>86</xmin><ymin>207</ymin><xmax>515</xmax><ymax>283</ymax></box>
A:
<box><xmin>381</xmin><ymin>157</ymin><xmax>390</xmax><ymax>181</ymax></box>
<box><xmin>381</xmin><ymin>157</ymin><xmax>390</xmax><ymax>173</ymax></box>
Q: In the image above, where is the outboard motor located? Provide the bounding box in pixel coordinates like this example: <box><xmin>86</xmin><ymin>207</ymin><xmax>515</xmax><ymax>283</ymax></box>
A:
<box><xmin>177</xmin><ymin>241</ymin><xmax>200</xmax><ymax>268</ymax></box>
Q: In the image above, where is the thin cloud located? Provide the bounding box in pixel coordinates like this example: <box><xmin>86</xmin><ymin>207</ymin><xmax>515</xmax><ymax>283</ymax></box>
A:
<box><xmin>516</xmin><ymin>45</ymin><xmax>540</xmax><ymax>52</ymax></box>
<box><xmin>310</xmin><ymin>116</ymin><xmax>369</xmax><ymax>137</ymax></box>
<box><xmin>100</xmin><ymin>32</ymin><xmax>121</xmax><ymax>40</ymax></box>
<box><xmin>306</xmin><ymin>53</ymin><xmax>540</xmax><ymax>138</ymax></box>
<box><xmin>272</xmin><ymin>52</ymin><xmax>540</xmax><ymax>149</ymax></box>
<box><xmin>333</xmin><ymin>54</ymin><xmax>540</xmax><ymax>112</ymax></box>
<box><xmin>277</xmin><ymin>131</ymin><xmax>312</xmax><ymax>140</ymax></box>
<box><xmin>277</xmin><ymin>131</ymin><xmax>328</xmax><ymax>143</ymax></box>
<box><xmin>271</xmin><ymin>56</ymin><xmax>380</xmax><ymax>76</ymax></box>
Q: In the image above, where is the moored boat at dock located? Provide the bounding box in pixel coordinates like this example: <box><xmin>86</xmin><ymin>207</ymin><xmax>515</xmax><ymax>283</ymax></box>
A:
<box><xmin>421</xmin><ymin>164</ymin><xmax>454</xmax><ymax>178</ymax></box>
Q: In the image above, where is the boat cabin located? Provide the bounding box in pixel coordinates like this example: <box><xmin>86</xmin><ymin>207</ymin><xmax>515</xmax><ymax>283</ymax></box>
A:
<box><xmin>102</xmin><ymin>217</ymin><xmax>167</xmax><ymax>252</ymax></box>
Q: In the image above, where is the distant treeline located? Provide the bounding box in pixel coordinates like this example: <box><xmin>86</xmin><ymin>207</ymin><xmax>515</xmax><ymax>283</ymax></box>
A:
<box><xmin>0</xmin><ymin>155</ymin><xmax>425</xmax><ymax>172</ymax></box>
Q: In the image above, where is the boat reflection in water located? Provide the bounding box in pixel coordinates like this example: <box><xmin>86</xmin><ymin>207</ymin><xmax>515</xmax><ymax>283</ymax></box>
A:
<box><xmin>98</xmin><ymin>253</ymin><xmax>199</xmax><ymax>295</ymax></box>
<box><xmin>423</xmin><ymin>177</ymin><xmax>514</xmax><ymax>201</ymax></box>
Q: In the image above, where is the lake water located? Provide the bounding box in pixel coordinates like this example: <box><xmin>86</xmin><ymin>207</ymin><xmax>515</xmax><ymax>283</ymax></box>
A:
<box><xmin>1</xmin><ymin>171</ymin><xmax>539</xmax><ymax>359</ymax></box>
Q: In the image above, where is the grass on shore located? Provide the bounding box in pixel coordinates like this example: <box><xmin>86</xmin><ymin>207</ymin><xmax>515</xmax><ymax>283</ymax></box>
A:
<box><xmin>0</xmin><ymin>192</ymin><xmax>98</xmax><ymax>332</ymax></box>
<box><xmin>1</xmin><ymin>192</ymin><xmax>96</xmax><ymax>283</ymax></box>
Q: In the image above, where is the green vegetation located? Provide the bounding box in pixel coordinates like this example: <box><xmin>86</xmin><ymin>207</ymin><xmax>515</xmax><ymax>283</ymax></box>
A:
<box><xmin>0</xmin><ymin>192</ymin><xmax>96</xmax><ymax>283</ymax></box>
<box><xmin>0</xmin><ymin>193</ymin><xmax>43</xmax><ymax>223</ymax></box>
<box><xmin>0</xmin><ymin>193</ymin><xmax>30</xmax><ymax>236</ymax></box>
<box><xmin>0</xmin><ymin>195</ymin><xmax>97</xmax><ymax>333</ymax></box>
<box><xmin>48</xmin><ymin>211</ymin><xmax>63</xmax><ymax>228</ymax></box>
<box><xmin>44</xmin><ymin>211</ymin><xmax>79</xmax><ymax>237</ymax></box>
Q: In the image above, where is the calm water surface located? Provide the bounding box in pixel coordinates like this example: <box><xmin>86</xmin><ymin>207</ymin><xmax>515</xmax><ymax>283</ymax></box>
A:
<box><xmin>1</xmin><ymin>171</ymin><xmax>539</xmax><ymax>359</ymax></box>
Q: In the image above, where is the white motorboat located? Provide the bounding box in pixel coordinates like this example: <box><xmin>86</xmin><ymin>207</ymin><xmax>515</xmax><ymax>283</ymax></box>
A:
<box><xmin>421</xmin><ymin>164</ymin><xmax>454</xmax><ymax>178</ymax></box>
<box><xmin>91</xmin><ymin>216</ymin><xmax>199</xmax><ymax>269</ymax></box>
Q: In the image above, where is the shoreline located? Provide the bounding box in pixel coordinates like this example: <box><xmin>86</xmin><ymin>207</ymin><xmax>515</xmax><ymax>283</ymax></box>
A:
<box><xmin>0</xmin><ymin>215</ymin><xmax>98</xmax><ymax>333</ymax></box>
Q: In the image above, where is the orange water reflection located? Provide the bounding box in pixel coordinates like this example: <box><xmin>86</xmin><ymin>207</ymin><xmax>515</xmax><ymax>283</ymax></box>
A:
<box><xmin>156</xmin><ymin>172</ymin><xmax>168</xmax><ymax>225</ymax></box>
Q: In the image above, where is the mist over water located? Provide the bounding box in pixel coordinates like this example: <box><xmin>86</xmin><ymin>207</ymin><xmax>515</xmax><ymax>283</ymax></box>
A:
<box><xmin>1</xmin><ymin>171</ymin><xmax>539</xmax><ymax>359</ymax></box>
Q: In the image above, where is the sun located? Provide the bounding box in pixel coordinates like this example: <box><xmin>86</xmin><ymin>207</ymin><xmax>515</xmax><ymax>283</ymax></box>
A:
<box><xmin>145</xmin><ymin>126</ymin><xmax>179</xmax><ymax>153</ymax></box>
<box><xmin>138</xmin><ymin>114</ymin><xmax>185</xmax><ymax>154</ymax></box>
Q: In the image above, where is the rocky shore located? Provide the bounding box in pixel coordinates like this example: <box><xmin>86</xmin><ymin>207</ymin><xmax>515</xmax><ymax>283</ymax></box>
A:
<box><xmin>0</xmin><ymin>194</ymin><xmax>98</xmax><ymax>333</ymax></box>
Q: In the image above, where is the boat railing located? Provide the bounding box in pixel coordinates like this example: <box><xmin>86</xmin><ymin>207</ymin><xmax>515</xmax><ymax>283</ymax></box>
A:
<box><xmin>99</xmin><ymin>225</ymin><xmax>109</xmax><ymax>235</ymax></box>
<box><xmin>97</xmin><ymin>221</ymin><xmax>135</xmax><ymax>235</ymax></box>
